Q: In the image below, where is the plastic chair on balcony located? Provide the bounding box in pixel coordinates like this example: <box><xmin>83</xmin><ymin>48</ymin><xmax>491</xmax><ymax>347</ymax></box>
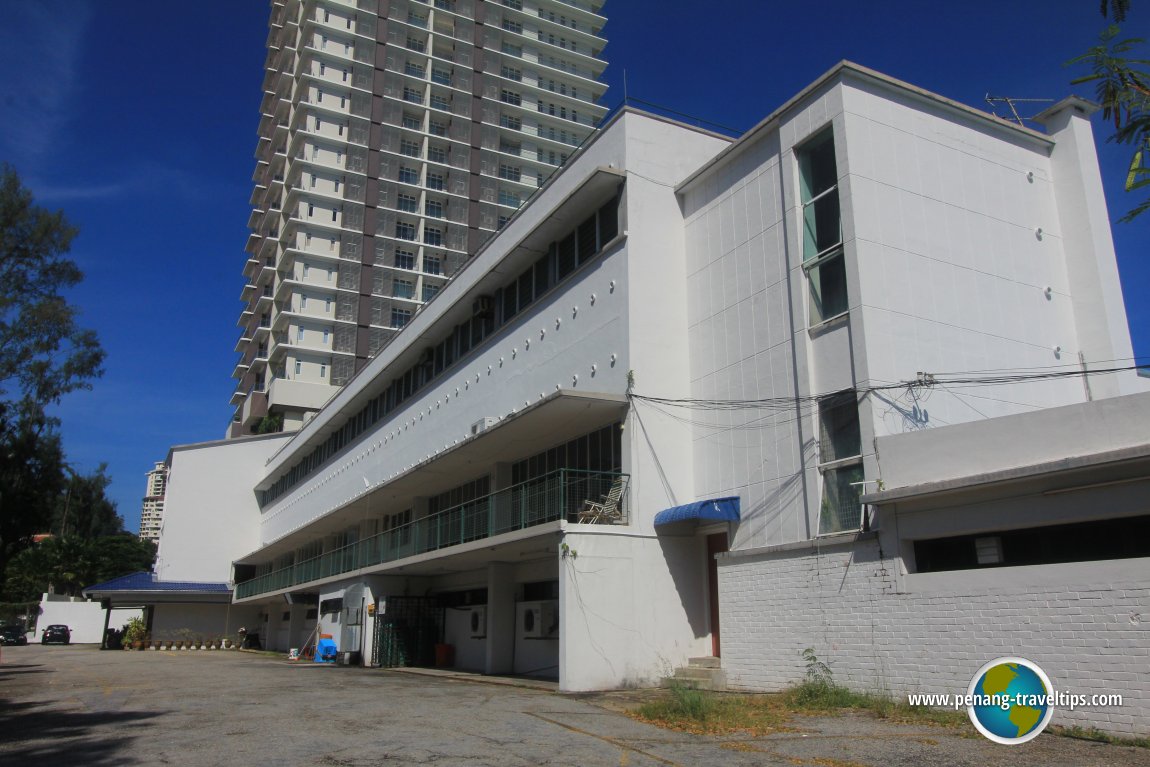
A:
<box><xmin>577</xmin><ymin>477</ymin><xmax>625</xmax><ymax>524</ymax></box>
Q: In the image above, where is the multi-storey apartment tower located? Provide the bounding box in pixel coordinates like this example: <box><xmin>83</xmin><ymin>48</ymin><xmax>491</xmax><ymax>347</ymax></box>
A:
<box><xmin>138</xmin><ymin>461</ymin><xmax>169</xmax><ymax>544</ymax></box>
<box><xmin>230</xmin><ymin>0</ymin><xmax>609</xmax><ymax>436</ymax></box>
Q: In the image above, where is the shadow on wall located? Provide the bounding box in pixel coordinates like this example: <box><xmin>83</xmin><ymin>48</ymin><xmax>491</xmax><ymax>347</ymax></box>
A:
<box><xmin>656</xmin><ymin>534</ymin><xmax>708</xmax><ymax>638</ymax></box>
<box><xmin>0</xmin><ymin>661</ymin><xmax>164</xmax><ymax>767</ymax></box>
<box><xmin>734</xmin><ymin>470</ymin><xmax>805</xmax><ymax>548</ymax></box>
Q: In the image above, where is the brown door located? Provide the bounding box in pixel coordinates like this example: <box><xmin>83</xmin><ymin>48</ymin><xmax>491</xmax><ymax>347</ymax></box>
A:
<box><xmin>706</xmin><ymin>532</ymin><xmax>729</xmax><ymax>657</ymax></box>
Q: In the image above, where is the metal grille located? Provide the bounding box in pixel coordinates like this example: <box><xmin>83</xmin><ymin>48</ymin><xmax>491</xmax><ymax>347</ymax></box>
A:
<box><xmin>371</xmin><ymin>597</ymin><xmax>443</xmax><ymax>668</ymax></box>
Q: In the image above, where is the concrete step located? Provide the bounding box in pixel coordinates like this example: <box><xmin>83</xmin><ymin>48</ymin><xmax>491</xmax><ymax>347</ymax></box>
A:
<box><xmin>673</xmin><ymin>667</ymin><xmax>719</xmax><ymax>681</ymax></box>
<box><xmin>660</xmin><ymin>672</ymin><xmax>727</xmax><ymax>692</ymax></box>
<box><xmin>687</xmin><ymin>656</ymin><xmax>721</xmax><ymax>669</ymax></box>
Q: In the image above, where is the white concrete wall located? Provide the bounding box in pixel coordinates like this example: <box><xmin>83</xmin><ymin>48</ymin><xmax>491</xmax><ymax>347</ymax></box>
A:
<box><xmin>841</xmin><ymin>77</ymin><xmax>1087</xmax><ymax>431</ymax></box>
<box><xmin>1036</xmin><ymin>101</ymin><xmax>1141</xmax><ymax>398</ymax></box>
<box><xmin>876</xmin><ymin>390</ymin><xmax>1150</xmax><ymax>489</ymax></box>
<box><xmin>35</xmin><ymin>596</ymin><xmax>141</xmax><ymax>644</ymax></box>
<box><xmin>680</xmin><ymin>88</ymin><xmax>832</xmax><ymax>549</ymax></box>
<box><xmin>156</xmin><ymin>434</ymin><xmax>292</xmax><ymax>582</ymax></box>
<box><xmin>620</xmin><ymin>115</ymin><xmax>731</xmax><ymax>532</ymax></box>
<box><xmin>559</xmin><ymin>530</ymin><xmax>710</xmax><ymax>690</ymax></box>
<box><xmin>718</xmin><ymin>536</ymin><xmax>1149</xmax><ymax>737</ymax></box>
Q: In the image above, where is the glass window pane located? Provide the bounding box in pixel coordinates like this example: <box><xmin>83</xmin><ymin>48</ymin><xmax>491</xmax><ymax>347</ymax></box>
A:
<box><xmin>820</xmin><ymin>464</ymin><xmax>865</xmax><ymax>534</ymax></box>
<box><xmin>799</xmin><ymin>132</ymin><xmax>837</xmax><ymax>200</ymax></box>
<box><xmin>803</xmin><ymin>191</ymin><xmax>841</xmax><ymax>260</ymax></box>
<box><xmin>818</xmin><ymin>392</ymin><xmax>860</xmax><ymax>463</ymax></box>
<box><xmin>809</xmin><ymin>252</ymin><xmax>848</xmax><ymax>324</ymax></box>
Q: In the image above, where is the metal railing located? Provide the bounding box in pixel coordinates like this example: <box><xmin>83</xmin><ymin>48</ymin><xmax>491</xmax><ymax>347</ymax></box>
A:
<box><xmin>235</xmin><ymin>469</ymin><xmax>627</xmax><ymax>599</ymax></box>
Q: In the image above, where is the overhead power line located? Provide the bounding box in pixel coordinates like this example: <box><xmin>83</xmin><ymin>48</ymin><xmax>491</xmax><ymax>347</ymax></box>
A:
<box><xmin>629</xmin><ymin>361</ymin><xmax>1148</xmax><ymax>414</ymax></box>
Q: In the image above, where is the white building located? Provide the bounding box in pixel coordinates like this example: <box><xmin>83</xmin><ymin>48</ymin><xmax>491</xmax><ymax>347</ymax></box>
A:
<box><xmin>89</xmin><ymin>435</ymin><xmax>292</xmax><ymax>645</ymax></box>
<box><xmin>138</xmin><ymin>460</ymin><xmax>169</xmax><ymax>544</ymax></box>
<box><xmin>231</xmin><ymin>0</ymin><xmax>610</xmax><ymax>437</ymax></box>
<box><xmin>155</xmin><ymin>62</ymin><xmax>1145</xmax><ymax>735</ymax></box>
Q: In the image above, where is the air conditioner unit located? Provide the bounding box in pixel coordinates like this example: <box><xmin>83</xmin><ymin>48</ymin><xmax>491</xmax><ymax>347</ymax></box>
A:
<box><xmin>472</xmin><ymin>295</ymin><xmax>494</xmax><ymax>317</ymax></box>
<box><xmin>520</xmin><ymin>601</ymin><xmax>559</xmax><ymax>639</ymax></box>
<box><xmin>469</xmin><ymin>606</ymin><xmax>487</xmax><ymax>638</ymax></box>
<box><xmin>470</xmin><ymin>416</ymin><xmax>497</xmax><ymax>436</ymax></box>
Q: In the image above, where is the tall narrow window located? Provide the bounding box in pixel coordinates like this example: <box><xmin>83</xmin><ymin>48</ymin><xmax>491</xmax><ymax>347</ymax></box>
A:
<box><xmin>798</xmin><ymin>129</ymin><xmax>848</xmax><ymax>324</ymax></box>
<box><xmin>817</xmin><ymin>391</ymin><xmax>864</xmax><ymax>534</ymax></box>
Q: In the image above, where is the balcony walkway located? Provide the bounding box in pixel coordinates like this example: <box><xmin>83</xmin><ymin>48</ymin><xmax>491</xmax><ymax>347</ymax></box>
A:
<box><xmin>236</xmin><ymin>468</ymin><xmax>627</xmax><ymax>599</ymax></box>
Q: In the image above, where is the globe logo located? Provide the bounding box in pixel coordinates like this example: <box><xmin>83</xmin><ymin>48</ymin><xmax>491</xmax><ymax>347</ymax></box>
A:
<box><xmin>967</xmin><ymin>657</ymin><xmax>1055</xmax><ymax>744</ymax></box>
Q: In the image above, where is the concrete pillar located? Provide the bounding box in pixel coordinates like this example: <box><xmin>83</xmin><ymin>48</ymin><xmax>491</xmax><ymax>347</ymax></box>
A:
<box><xmin>1034</xmin><ymin>97</ymin><xmax>1138</xmax><ymax>398</ymax></box>
<box><xmin>492</xmin><ymin>462</ymin><xmax>513</xmax><ymax>490</ymax></box>
<box><xmin>485</xmin><ymin>562</ymin><xmax>516</xmax><ymax>675</ymax></box>
<box><xmin>287</xmin><ymin>601</ymin><xmax>307</xmax><ymax>650</ymax></box>
<box><xmin>491</xmin><ymin>462</ymin><xmax>513</xmax><ymax>533</ymax></box>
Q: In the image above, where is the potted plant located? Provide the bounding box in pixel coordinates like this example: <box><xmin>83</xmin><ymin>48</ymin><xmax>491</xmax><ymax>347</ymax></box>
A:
<box><xmin>123</xmin><ymin>617</ymin><xmax>147</xmax><ymax>650</ymax></box>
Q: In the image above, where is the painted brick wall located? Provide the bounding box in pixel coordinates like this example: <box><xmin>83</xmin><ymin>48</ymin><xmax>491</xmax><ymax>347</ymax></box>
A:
<box><xmin>718</xmin><ymin>537</ymin><xmax>1149</xmax><ymax>736</ymax></box>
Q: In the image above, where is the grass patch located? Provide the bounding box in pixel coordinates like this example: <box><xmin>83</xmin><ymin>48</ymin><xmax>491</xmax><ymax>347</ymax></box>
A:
<box><xmin>633</xmin><ymin>683</ymin><xmax>791</xmax><ymax>736</ymax></box>
<box><xmin>1051</xmin><ymin>725</ymin><xmax>1150</xmax><ymax>749</ymax></box>
<box><xmin>783</xmin><ymin>680</ymin><xmax>969</xmax><ymax>729</ymax></box>
<box><xmin>631</xmin><ymin>679</ymin><xmax>969</xmax><ymax>736</ymax></box>
<box><xmin>632</xmin><ymin>677</ymin><xmax>1144</xmax><ymax>748</ymax></box>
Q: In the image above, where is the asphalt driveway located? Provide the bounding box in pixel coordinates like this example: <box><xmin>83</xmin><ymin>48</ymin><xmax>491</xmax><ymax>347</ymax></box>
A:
<box><xmin>0</xmin><ymin>645</ymin><xmax>1144</xmax><ymax>766</ymax></box>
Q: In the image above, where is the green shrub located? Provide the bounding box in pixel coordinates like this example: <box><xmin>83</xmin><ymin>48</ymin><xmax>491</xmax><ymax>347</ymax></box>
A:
<box><xmin>122</xmin><ymin>616</ymin><xmax>147</xmax><ymax>645</ymax></box>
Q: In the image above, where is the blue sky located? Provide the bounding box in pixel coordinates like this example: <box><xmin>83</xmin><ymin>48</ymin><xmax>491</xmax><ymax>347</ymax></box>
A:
<box><xmin>0</xmin><ymin>1</ymin><xmax>1145</xmax><ymax>532</ymax></box>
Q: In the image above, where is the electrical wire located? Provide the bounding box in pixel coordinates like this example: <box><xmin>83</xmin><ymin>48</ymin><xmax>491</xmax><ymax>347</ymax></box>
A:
<box><xmin>628</xmin><ymin>362</ymin><xmax>1147</xmax><ymax>416</ymax></box>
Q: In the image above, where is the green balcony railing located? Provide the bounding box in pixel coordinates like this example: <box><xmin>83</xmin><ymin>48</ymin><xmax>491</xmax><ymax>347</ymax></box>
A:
<box><xmin>235</xmin><ymin>469</ymin><xmax>628</xmax><ymax>600</ymax></box>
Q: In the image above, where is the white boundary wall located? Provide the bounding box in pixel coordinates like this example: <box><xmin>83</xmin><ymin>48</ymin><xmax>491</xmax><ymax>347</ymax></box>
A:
<box><xmin>719</xmin><ymin>537</ymin><xmax>1150</xmax><ymax>737</ymax></box>
<box><xmin>36</xmin><ymin>595</ymin><xmax>141</xmax><ymax>644</ymax></box>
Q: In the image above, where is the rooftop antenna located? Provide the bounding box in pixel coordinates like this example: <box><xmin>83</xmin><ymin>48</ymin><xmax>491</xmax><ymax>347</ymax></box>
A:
<box><xmin>623</xmin><ymin>69</ymin><xmax>629</xmax><ymax>105</ymax></box>
<box><xmin>984</xmin><ymin>94</ymin><xmax>1055</xmax><ymax>126</ymax></box>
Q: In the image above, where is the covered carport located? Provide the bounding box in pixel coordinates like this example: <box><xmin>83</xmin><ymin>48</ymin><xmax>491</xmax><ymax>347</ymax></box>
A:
<box><xmin>83</xmin><ymin>572</ymin><xmax>248</xmax><ymax>649</ymax></box>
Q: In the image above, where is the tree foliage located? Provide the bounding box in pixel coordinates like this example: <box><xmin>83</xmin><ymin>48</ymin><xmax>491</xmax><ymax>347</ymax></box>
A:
<box><xmin>0</xmin><ymin>165</ymin><xmax>105</xmax><ymax>419</ymax></box>
<box><xmin>1071</xmin><ymin>17</ymin><xmax>1150</xmax><ymax>221</ymax></box>
<box><xmin>0</xmin><ymin>165</ymin><xmax>106</xmax><ymax>587</ymax></box>
<box><xmin>3</xmin><ymin>535</ymin><xmax>156</xmax><ymax>602</ymax></box>
<box><xmin>0</xmin><ymin>413</ymin><xmax>65</xmax><ymax>578</ymax></box>
<box><xmin>54</xmin><ymin>464</ymin><xmax>124</xmax><ymax>541</ymax></box>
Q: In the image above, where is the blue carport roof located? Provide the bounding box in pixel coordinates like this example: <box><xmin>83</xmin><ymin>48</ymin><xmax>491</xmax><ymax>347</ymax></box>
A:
<box><xmin>84</xmin><ymin>571</ymin><xmax>230</xmax><ymax>594</ymax></box>
<box><xmin>653</xmin><ymin>497</ymin><xmax>740</xmax><ymax>527</ymax></box>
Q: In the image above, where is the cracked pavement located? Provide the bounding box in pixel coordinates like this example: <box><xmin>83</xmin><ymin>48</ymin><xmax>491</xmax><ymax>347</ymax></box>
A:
<box><xmin>0</xmin><ymin>645</ymin><xmax>1145</xmax><ymax>766</ymax></box>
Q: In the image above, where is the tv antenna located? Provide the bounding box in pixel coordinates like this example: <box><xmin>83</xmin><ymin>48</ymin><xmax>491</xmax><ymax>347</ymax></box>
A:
<box><xmin>985</xmin><ymin>94</ymin><xmax>1055</xmax><ymax>126</ymax></box>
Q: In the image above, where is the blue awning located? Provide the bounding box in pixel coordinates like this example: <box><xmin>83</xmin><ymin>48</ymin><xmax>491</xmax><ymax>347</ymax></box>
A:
<box><xmin>654</xmin><ymin>497</ymin><xmax>740</xmax><ymax>526</ymax></box>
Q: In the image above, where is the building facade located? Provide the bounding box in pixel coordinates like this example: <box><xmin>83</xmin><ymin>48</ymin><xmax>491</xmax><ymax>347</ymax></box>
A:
<box><xmin>230</xmin><ymin>0</ymin><xmax>609</xmax><ymax>437</ymax></box>
<box><xmin>149</xmin><ymin>61</ymin><xmax>1147</xmax><ymax>735</ymax></box>
<box><xmin>138</xmin><ymin>461</ymin><xmax>169</xmax><ymax>544</ymax></box>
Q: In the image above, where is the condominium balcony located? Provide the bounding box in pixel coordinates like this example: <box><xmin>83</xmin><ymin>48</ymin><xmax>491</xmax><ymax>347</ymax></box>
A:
<box><xmin>234</xmin><ymin>468</ymin><xmax>628</xmax><ymax>600</ymax></box>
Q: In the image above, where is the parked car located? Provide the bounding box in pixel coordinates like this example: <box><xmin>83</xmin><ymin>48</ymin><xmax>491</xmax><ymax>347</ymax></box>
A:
<box><xmin>0</xmin><ymin>625</ymin><xmax>28</xmax><ymax>646</ymax></box>
<box><xmin>41</xmin><ymin>625</ymin><xmax>71</xmax><ymax>645</ymax></box>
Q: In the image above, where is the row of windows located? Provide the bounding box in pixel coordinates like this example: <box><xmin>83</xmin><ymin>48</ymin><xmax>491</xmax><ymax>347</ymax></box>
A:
<box><xmin>799</xmin><ymin>129</ymin><xmax>848</xmax><ymax>325</ymax></box>
<box><xmin>258</xmin><ymin>192</ymin><xmax>623</xmax><ymax>507</ymax></box>
<box><xmin>392</xmin><ymin>249</ymin><xmax>442</xmax><ymax>275</ymax></box>
<box><xmin>510</xmin><ymin>425</ymin><xmax>622</xmax><ymax>484</ymax></box>
<box><xmin>914</xmin><ymin>515</ymin><xmax>1150</xmax><ymax>573</ymax></box>
<box><xmin>398</xmin><ymin>166</ymin><xmax>447</xmax><ymax>190</ymax></box>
